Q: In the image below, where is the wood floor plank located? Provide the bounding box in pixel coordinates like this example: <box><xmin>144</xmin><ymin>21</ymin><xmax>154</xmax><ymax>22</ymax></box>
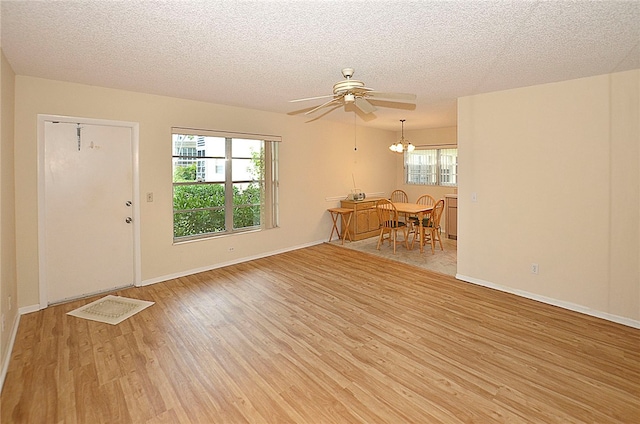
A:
<box><xmin>2</xmin><ymin>243</ymin><xmax>639</xmax><ymax>423</ymax></box>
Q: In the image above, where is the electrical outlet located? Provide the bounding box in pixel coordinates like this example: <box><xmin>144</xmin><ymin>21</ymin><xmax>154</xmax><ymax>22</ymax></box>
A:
<box><xmin>228</xmin><ymin>247</ymin><xmax>234</xmax><ymax>251</ymax></box>
<box><xmin>471</xmin><ymin>192</ymin><xmax>478</xmax><ymax>202</ymax></box>
<box><xmin>146</xmin><ymin>192</ymin><xmax>154</xmax><ymax>202</ymax></box>
<box><xmin>531</xmin><ymin>263</ymin><xmax>539</xmax><ymax>275</ymax></box>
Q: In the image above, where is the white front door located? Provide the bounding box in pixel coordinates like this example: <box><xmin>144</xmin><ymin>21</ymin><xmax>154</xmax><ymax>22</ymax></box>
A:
<box><xmin>44</xmin><ymin>120</ymin><xmax>135</xmax><ymax>304</ymax></box>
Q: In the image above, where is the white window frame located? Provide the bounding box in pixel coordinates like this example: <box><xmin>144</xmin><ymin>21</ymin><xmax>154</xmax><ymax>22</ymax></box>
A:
<box><xmin>172</xmin><ymin>127</ymin><xmax>280</xmax><ymax>242</ymax></box>
<box><xmin>405</xmin><ymin>145</ymin><xmax>458</xmax><ymax>187</ymax></box>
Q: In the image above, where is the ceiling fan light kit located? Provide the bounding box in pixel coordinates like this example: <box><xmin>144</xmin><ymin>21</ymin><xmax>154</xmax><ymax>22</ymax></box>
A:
<box><xmin>390</xmin><ymin>119</ymin><xmax>415</xmax><ymax>153</ymax></box>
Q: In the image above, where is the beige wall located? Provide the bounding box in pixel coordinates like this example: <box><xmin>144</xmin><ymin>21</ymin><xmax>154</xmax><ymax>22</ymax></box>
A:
<box><xmin>393</xmin><ymin>126</ymin><xmax>458</xmax><ymax>205</ymax></box>
<box><xmin>7</xmin><ymin>67</ymin><xmax>639</xmax><ymax>333</ymax></box>
<box><xmin>14</xmin><ymin>76</ymin><xmax>397</xmax><ymax>309</ymax></box>
<box><xmin>458</xmin><ymin>69</ymin><xmax>640</xmax><ymax>324</ymax></box>
<box><xmin>1</xmin><ymin>51</ymin><xmax>18</xmax><ymax>376</ymax></box>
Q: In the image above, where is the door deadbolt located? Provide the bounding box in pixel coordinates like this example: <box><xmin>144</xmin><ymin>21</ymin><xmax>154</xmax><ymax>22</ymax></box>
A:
<box><xmin>125</xmin><ymin>217</ymin><xmax>132</xmax><ymax>224</ymax></box>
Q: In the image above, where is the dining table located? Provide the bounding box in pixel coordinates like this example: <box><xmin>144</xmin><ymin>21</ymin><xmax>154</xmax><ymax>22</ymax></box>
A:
<box><xmin>389</xmin><ymin>202</ymin><xmax>434</xmax><ymax>253</ymax></box>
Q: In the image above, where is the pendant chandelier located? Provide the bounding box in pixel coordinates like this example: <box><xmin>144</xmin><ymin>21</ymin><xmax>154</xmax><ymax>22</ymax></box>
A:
<box><xmin>389</xmin><ymin>119</ymin><xmax>415</xmax><ymax>153</ymax></box>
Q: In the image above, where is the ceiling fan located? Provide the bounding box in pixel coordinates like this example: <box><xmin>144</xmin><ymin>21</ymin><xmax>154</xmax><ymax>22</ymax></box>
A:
<box><xmin>289</xmin><ymin>68</ymin><xmax>417</xmax><ymax>116</ymax></box>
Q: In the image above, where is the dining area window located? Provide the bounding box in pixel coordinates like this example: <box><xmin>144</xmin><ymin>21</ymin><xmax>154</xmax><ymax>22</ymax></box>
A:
<box><xmin>405</xmin><ymin>147</ymin><xmax>457</xmax><ymax>186</ymax></box>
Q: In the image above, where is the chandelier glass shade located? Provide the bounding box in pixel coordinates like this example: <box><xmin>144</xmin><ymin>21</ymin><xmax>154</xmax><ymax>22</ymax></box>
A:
<box><xmin>389</xmin><ymin>119</ymin><xmax>415</xmax><ymax>153</ymax></box>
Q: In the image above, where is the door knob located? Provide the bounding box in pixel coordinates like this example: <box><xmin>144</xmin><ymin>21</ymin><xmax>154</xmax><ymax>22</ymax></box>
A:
<box><xmin>125</xmin><ymin>217</ymin><xmax>132</xmax><ymax>224</ymax></box>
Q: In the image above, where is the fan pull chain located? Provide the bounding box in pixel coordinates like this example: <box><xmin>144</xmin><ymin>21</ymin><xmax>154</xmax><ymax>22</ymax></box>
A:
<box><xmin>76</xmin><ymin>123</ymin><xmax>82</xmax><ymax>151</ymax></box>
<box><xmin>353</xmin><ymin>113</ymin><xmax>357</xmax><ymax>151</ymax></box>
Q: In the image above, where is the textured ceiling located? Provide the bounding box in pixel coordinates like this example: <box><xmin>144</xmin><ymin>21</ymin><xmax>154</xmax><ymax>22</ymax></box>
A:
<box><xmin>1</xmin><ymin>0</ymin><xmax>638</xmax><ymax>131</ymax></box>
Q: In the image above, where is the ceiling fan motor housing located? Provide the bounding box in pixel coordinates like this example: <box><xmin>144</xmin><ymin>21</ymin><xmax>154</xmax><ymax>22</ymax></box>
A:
<box><xmin>333</xmin><ymin>79</ymin><xmax>366</xmax><ymax>96</ymax></box>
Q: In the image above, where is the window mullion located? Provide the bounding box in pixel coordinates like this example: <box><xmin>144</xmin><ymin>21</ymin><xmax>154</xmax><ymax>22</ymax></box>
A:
<box><xmin>436</xmin><ymin>148</ymin><xmax>441</xmax><ymax>185</ymax></box>
<box><xmin>224</xmin><ymin>137</ymin><xmax>233</xmax><ymax>231</ymax></box>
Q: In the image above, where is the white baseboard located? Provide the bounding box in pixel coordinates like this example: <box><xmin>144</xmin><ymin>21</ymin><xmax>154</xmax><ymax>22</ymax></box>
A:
<box><xmin>139</xmin><ymin>240</ymin><xmax>325</xmax><ymax>287</ymax></box>
<box><xmin>0</xmin><ymin>312</ymin><xmax>21</xmax><ymax>393</ymax></box>
<box><xmin>19</xmin><ymin>304</ymin><xmax>41</xmax><ymax>315</ymax></box>
<box><xmin>456</xmin><ymin>273</ymin><xmax>640</xmax><ymax>329</ymax></box>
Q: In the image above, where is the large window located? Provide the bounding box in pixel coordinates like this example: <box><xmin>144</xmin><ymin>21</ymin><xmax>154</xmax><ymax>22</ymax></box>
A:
<box><xmin>172</xmin><ymin>128</ymin><xmax>279</xmax><ymax>241</ymax></box>
<box><xmin>405</xmin><ymin>146</ymin><xmax>457</xmax><ymax>186</ymax></box>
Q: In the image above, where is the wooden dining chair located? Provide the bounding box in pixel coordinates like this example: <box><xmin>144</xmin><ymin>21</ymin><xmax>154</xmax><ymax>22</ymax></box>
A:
<box><xmin>411</xmin><ymin>198</ymin><xmax>445</xmax><ymax>254</ymax></box>
<box><xmin>416</xmin><ymin>194</ymin><xmax>436</xmax><ymax>207</ymax></box>
<box><xmin>408</xmin><ymin>194</ymin><xmax>436</xmax><ymax>231</ymax></box>
<box><xmin>390</xmin><ymin>189</ymin><xmax>409</xmax><ymax>222</ymax></box>
<box><xmin>375</xmin><ymin>198</ymin><xmax>409</xmax><ymax>254</ymax></box>
<box><xmin>390</xmin><ymin>189</ymin><xmax>408</xmax><ymax>203</ymax></box>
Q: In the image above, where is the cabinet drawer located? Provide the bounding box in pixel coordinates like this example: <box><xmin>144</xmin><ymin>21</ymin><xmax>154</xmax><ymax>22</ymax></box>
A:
<box><xmin>355</xmin><ymin>201</ymin><xmax>376</xmax><ymax>210</ymax></box>
<box><xmin>341</xmin><ymin>199</ymin><xmax>375</xmax><ymax>209</ymax></box>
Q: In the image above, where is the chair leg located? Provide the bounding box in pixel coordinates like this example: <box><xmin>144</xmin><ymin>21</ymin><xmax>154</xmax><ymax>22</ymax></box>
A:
<box><xmin>430</xmin><ymin>228</ymin><xmax>436</xmax><ymax>254</ymax></box>
<box><xmin>402</xmin><ymin>227</ymin><xmax>409</xmax><ymax>250</ymax></box>
<box><xmin>437</xmin><ymin>228</ymin><xmax>444</xmax><ymax>251</ymax></box>
<box><xmin>410</xmin><ymin>226</ymin><xmax>420</xmax><ymax>249</ymax></box>
<box><xmin>376</xmin><ymin>228</ymin><xmax>384</xmax><ymax>250</ymax></box>
<box><xmin>392</xmin><ymin>230</ymin><xmax>397</xmax><ymax>254</ymax></box>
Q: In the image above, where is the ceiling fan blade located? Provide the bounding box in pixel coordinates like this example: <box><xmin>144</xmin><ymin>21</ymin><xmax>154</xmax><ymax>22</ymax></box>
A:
<box><xmin>289</xmin><ymin>94</ymin><xmax>336</xmax><ymax>103</ymax></box>
<box><xmin>304</xmin><ymin>104</ymin><xmax>342</xmax><ymax>122</ymax></box>
<box><xmin>354</xmin><ymin>97</ymin><xmax>377</xmax><ymax>114</ymax></box>
<box><xmin>366</xmin><ymin>91</ymin><xmax>417</xmax><ymax>104</ymax></box>
<box><xmin>305</xmin><ymin>97</ymin><xmax>342</xmax><ymax>115</ymax></box>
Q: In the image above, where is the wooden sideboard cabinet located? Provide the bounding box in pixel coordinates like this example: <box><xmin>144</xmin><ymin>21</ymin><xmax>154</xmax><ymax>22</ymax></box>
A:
<box><xmin>340</xmin><ymin>198</ymin><xmax>382</xmax><ymax>241</ymax></box>
<box><xmin>445</xmin><ymin>194</ymin><xmax>457</xmax><ymax>240</ymax></box>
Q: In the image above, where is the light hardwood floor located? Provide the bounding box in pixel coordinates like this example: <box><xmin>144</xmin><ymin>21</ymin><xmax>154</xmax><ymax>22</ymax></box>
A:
<box><xmin>2</xmin><ymin>244</ymin><xmax>638</xmax><ymax>423</ymax></box>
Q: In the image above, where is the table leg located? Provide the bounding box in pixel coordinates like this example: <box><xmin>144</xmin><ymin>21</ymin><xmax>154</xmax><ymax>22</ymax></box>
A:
<box><xmin>418</xmin><ymin>211</ymin><xmax>424</xmax><ymax>253</ymax></box>
<box><xmin>340</xmin><ymin>212</ymin><xmax>353</xmax><ymax>244</ymax></box>
<box><xmin>329</xmin><ymin>212</ymin><xmax>340</xmax><ymax>242</ymax></box>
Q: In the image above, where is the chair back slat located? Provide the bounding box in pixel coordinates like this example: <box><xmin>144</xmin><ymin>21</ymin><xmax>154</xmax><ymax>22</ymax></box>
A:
<box><xmin>416</xmin><ymin>194</ymin><xmax>435</xmax><ymax>207</ymax></box>
<box><xmin>390</xmin><ymin>190</ymin><xmax>408</xmax><ymax>203</ymax></box>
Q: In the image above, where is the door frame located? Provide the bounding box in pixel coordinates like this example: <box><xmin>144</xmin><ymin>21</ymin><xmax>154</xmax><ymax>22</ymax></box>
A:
<box><xmin>37</xmin><ymin>114</ymin><xmax>142</xmax><ymax>309</ymax></box>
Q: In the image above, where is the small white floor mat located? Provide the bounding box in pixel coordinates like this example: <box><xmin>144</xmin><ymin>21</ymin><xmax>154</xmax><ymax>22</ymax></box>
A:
<box><xmin>67</xmin><ymin>295</ymin><xmax>154</xmax><ymax>325</ymax></box>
